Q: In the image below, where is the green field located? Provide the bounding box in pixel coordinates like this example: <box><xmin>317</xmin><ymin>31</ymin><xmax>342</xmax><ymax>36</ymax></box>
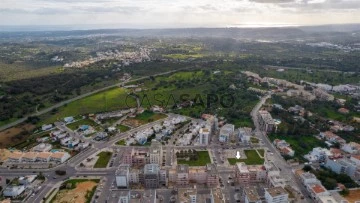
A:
<box><xmin>228</xmin><ymin>150</ymin><xmax>264</xmax><ymax>165</ymax></box>
<box><xmin>42</xmin><ymin>87</ymin><xmax>132</xmax><ymax>124</ymax></box>
<box><xmin>115</xmin><ymin>139</ymin><xmax>126</xmax><ymax>146</ymax></box>
<box><xmin>94</xmin><ymin>151</ymin><xmax>113</xmax><ymax>168</ymax></box>
<box><xmin>33</xmin><ymin>70</ymin><xmax>257</xmax><ymax>130</ymax></box>
<box><xmin>116</xmin><ymin>124</ymin><xmax>130</xmax><ymax>132</ymax></box>
<box><xmin>66</xmin><ymin>119</ymin><xmax>101</xmax><ymax>131</ymax></box>
<box><xmin>257</xmin><ymin>149</ymin><xmax>265</xmax><ymax>157</ymax></box>
<box><xmin>177</xmin><ymin>151</ymin><xmax>211</xmax><ymax>166</ymax></box>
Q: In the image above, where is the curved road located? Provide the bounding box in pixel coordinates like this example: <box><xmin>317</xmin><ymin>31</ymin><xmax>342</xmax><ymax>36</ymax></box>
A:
<box><xmin>0</xmin><ymin>68</ymin><xmax>186</xmax><ymax>132</ymax></box>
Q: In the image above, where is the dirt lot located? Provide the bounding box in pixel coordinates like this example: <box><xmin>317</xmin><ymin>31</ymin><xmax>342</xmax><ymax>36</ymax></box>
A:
<box><xmin>0</xmin><ymin>124</ymin><xmax>35</xmax><ymax>147</ymax></box>
<box><xmin>345</xmin><ymin>189</ymin><xmax>360</xmax><ymax>203</ymax></box>
<box><xmin>52</xmin><ymin>181</ymin><xmax>98</xmax><ymax>203</ymax></box>
<box><xmin>122</xmin><ymin>118</ymin><xmax>142</xmax><ymax>128</ymax></box>
<box><xmin>0</xmin><ymin>149</ymin><xmax>11</xmax><ymax>161</ymax></box>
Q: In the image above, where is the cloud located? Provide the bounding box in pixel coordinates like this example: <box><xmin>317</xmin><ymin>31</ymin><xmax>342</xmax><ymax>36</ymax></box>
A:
<box><xmin>0</xmin><ymin>0</ymin><xmax>359</xmax><ymax>26</ymax></box>
<box><xmin>77</xmin><ymin>6</ymin><xmax>144</xmax><ymax>14</ymax></box>
<box><xmin>248</xmin><ymin>0</ymin><xmax>295</xmax><ymax>3</ymax></box>
<box><xmin>198</xmin><ymin>4</ymin><xmax>219</xmax><ymax>11</ymax></box>
<box><xmin>278</xmin><ymin>0</ymin><xmax>360</xmax><ymax>12</ymax></box>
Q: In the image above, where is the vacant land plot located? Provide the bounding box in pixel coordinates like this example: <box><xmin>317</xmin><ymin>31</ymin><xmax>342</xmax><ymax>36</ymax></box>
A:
<box><xmin>42</xmin><ymin>87</ymin><xmax>132</xmax><ymax>124</ymax></box>
<box><xmin>344</xmin><ymin>189</ymin><xmax>360</xmax><ymax>203</ymax></box>
<box><xmin>228</xmin><ymin>150</ymin><xmax>264</xmax><ymax>165</ymax></box>
<box><xmin>250</xmin><ymin>137</ymin><xmax>259</xmax><ymax>144</ymax></box>
<box><xmin>0</xmin><ymin>124</ymin><xmax>36</xmax><ymax>148</ymax></box>
<box><xmin>51</xmin><ymin>179</ymin><xmax>99</xmax><ymax>203</ymax></box>
<box><xmin>0</xmin><ymin>149</ymin><xmax>12</xmax><ymax>161</ymax></box>
<box><xmin>135</xmin><ymin>111</ymin><xmax>167</xmax><ymax>123</ymax></box>
<box><xmin>116</xmin><ymin>139</ymin><xmax>126</xmax><ymax>146</ymax></box>
<box><xmin>269</xmin><ymin>134</ymin><xmax>326</xmax><ymax>160</ymax></box>
<box><xmin>67</xmin><ymin>119</ymin><xmax>101</xmax><ymax>131</ymax></box>
<box><xmin>116</xmin><ymin>124</ymin><xmax>130</xmax><ymax>132</ymax></box>
<box><xmin>94</xmin><ymin>151</ymin><xmax>112</xmax><ymax>168</ymax></box>
<box><xmin>123</xmin><ymin>111</ymin><xmax>167</xmax><ymax>127</ymax></box>
<box><xmin>177</xmin><ymin>151</ymin><xmax>211</xmax><ymax>166</ymax></box>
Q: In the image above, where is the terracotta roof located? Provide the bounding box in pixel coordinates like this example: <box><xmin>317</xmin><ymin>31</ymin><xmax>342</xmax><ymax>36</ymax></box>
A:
<box><xmin>352</xmin><ymin>155</ymin><xmax>360</xmax><ymax>160</ymax></box>
<box><xmin>50</xmin><ymin>152</ymin><xmax>67</xmax><ymax>159</ymax></box>
<box><xmin>338</xmin><ymin>108</ymin><xmax>349</xmax><ymax>114</ymax></box>
<box><xmin>311</xmin><ymin>184</ymin><xmax>326</xmax><ymax>194</ymax></box>
<box><xmin>323</xmin><ymin>131</ymin><xmax>337</xmax><ymax>139</ymax></box>
<box><xmin>22</xmin><ymin>152</ymin><xmax>38</xmax><ymax>159</ymax></box>
<box><xmin>8</xmin><ymin>152</ymin><xmax>23</xmax><ymax>159</ymax></box>
<box><xmin>37</xmin><ymin>152</ymin><xmax>52</xmax><ymax>159</ymax></box>
<box><xmin>330</xmin><ymin>148</ymin><xmax>342</xmax><ymax>154</ymax></box>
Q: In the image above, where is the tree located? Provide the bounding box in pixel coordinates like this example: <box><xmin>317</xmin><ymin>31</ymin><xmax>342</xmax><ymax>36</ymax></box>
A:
<box><xmin>303</xmin><ymin>165</ymin><xmax>312</xmax><ymax>172</ymax></box>
<box><xmin>340</xmin><ymin>188</ymin><xmax>349</xmax><ymax>196</ymax></box>
<box><xmin>323</xmin><ymin>178</ymin><xmax>337</xmax><ymax>190</ymax></box>
<box><xmin>38</xmin><ymin>172</ymin><xmax>45</xmax><ymax>180</ymax></box>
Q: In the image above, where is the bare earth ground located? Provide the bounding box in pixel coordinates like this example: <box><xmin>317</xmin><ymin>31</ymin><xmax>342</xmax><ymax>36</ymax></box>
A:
<box><xmin>0</xmin><ymin>124</ymin><xmax>35</xmax><ymax>147</ymax></box>
<box><xmin>345</xmin><ymin>190</ymin><xmax>360</xmax><ymax>203</ymax></box>
<box><xmin>0</xmin><ymin>149</ymin><xmax>11</xmax><ymax>161</ymax></box>
<box><xmin>122</xmin><ymin>119</ymin><xmax>142</xmax><ymax>128</ymax></box>
<box><xmin>52</xmin><ymin>181</ymin><xmax>97</xmax><ymax>203</ymax></box>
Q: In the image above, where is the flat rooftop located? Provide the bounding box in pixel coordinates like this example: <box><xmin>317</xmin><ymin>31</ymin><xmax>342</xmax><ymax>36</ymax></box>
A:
<box><xmin>266</xmin><ymin>186</ymin><xmax>288</xmax><ymax>197</ymax></box>
<box><xmin>244</xmin><ymin>186</ymin><xmax>261</xmax><ymax>202</ymax></box>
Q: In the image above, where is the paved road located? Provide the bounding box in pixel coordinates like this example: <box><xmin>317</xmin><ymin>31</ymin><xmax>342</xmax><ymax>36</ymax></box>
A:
<box><xmin>250</xmin><ymin>94</ymin><xmax>311</xmax><ymax>203</ymax></box>
<box><xmin>0</xmin><ymin>69</ymin><xmax>186</xmax><ymax>132</ymax></box>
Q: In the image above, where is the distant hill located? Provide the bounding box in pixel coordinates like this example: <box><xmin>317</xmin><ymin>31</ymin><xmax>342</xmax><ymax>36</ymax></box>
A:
<box><xmin>298</xmin><ymin>24</ymin><xmax>360</xmax><ymax>33</ymax></box>
<box><xmin>0</xmin><ymin>24</ymin><xmax>359</xmax><ymax>41</ymax></box>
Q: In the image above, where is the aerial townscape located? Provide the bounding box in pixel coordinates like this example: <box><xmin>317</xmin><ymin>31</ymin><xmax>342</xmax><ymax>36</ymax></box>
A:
<box><xmin>1</xmin><ymin>2</ymin><xmax>360</xmax><ymax>203</ymax></box>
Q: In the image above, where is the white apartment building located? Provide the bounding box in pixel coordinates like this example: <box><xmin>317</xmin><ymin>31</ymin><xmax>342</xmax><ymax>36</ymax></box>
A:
<box><xmin>3</xmin><ymin>186</ymin><xmax>25</xmax><ymax>198</ymax></box>
<box><xmin>219</xmin><ymin>124</ymin><xmax>234</xmax><ymax>142</ymax></box>
<box><xmin>264</xmin><ymin>187</ymin><xmax>289</xmax><ymax>203</ymax></box>
<box><xmin>199</xmin><ymin>127</ymin><xmax>211</xmax><ymax>145</ymax></box>
<box><xmin>50</xmin><ymin>152</ymin><xmax>70</xmax><ymax>163</ymax></box>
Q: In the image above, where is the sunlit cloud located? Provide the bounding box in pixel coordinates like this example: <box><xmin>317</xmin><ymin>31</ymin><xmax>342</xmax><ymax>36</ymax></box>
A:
<box><xmin>0</xmin><ymin>0</ymin><xmax>359</xmax><ymax>27</ymax></box>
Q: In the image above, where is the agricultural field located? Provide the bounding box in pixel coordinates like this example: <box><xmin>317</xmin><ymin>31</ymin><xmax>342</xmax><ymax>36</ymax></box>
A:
<box><xmin>0</xmin><ymin>62</ymin><xmax>62</xmax><ymax>82</ymax></box>
<box><xmin>228</xmin><ymin>149</ymin><xmax>264</xmax><ymax>165</ymax></box>
<box><xmin>50</xmin><ymin>179</ymin><xmax>99</xmax><ymax>203</ymax></box>
<box><xmin>94</xmin><ymin>151</ymin><xmax>112</xmax><ymax>168</ymax></box>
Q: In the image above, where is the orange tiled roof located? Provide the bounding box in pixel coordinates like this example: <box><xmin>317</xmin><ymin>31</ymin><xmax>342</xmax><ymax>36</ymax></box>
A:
<box><xmin>312</xmin><ymin>184</ymin><xmax>326</xmax><ymax>194</ymax></box>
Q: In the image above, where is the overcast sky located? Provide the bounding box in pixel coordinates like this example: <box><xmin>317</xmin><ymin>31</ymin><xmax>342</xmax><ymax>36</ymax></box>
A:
<box><xmin>0</xmin><ymin>0</ymin><xmax>359</xmax><ymax>28</ymax></box>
